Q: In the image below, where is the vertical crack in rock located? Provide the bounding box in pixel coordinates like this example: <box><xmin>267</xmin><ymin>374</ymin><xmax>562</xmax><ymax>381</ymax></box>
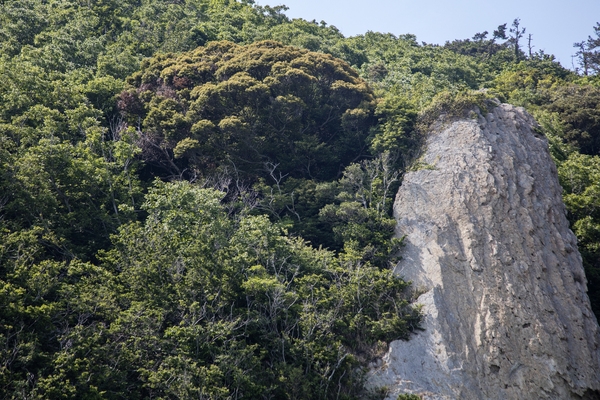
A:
<box><xmin>369</xmin><ymin>104</ymin><xmax>600</xmax><ymax>399</ymax></box>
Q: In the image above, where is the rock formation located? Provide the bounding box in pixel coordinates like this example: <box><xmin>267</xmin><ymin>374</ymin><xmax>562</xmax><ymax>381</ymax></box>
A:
<box><xmin>368</xmin><ymin>103</ymin><xmax>600</xmax><ymax>399</ymax></box>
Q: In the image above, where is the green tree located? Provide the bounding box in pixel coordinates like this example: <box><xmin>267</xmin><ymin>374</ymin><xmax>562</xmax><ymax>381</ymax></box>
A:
<box><xmin>509</xmin><ymin>18</ymin><xmax>526</xmax><ymax>61</ymax></box>
<box><xmin>544</xmin><ymin>85</ymin><xmax>600</xmax><ymax>155</ymax></box>
<box><xmin>37</xmin><ymin>180</ymin><xmax>418</xmax><ymax>399</ymax></box>
<box><xmin>120</xmin><ymin>40</ymin><xmax>377</xmax><ymax>181</ymax></box>
<box><xmin>574</xmin><ymin>22</ymin><xmax>600</xmax><ymax>76</ymax></box>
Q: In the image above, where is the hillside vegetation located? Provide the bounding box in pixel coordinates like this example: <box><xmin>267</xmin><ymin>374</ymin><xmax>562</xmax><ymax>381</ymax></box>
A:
<box><xmin>1</xmin><ymin>1</ymin><xmax>599</xmax><ymax>398</ymax></box>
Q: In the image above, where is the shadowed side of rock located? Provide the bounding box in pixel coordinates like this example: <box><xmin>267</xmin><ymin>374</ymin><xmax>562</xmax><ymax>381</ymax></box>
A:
<box><xmin>368</xmin><ymin>103</ymin><xmax>600</xmax><ymax>399</ymax></box>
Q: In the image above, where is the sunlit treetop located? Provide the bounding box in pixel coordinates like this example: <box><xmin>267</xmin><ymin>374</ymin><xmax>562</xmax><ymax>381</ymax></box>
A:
<box><xmin>119</xmin><ymin>40</ymin><xmax>377</xmax><ymax>181</ymax></box>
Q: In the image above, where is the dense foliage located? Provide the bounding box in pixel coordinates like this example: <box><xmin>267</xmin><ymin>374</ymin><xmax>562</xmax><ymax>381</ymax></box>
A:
<box><xmin>1</xmin><ymin>0</ymin><xmax>600</xmax><ymax>398</ymax></box>
<box><xmin>1</xmin><ymin>181</ymin><xmax>418</xmax><ymax>398</ymax></box>
<box><xmin>120</xmin><ymin>40</ymin><xmax>376</xmax><ymax>181</ymax></box>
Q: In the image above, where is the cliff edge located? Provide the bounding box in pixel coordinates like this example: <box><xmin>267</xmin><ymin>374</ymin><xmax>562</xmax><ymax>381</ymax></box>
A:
<box><xmin>369</xmin><ymin>103</ymin><xmax>600</xmax><ymax>399</ymax></box>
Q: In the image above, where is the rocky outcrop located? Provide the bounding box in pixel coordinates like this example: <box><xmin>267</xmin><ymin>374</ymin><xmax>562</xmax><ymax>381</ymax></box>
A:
<box><xmin>369</xmin><ymin>103</ymin><xmax>600</xmax><ymax>399</ymax></box>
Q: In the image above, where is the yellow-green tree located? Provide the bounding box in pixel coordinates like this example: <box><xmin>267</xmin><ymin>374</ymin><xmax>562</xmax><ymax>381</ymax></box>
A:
<box><xmin>119</xmin><ymin>40</ymin><xmax>377</xmax><ymax>181</ymax></box>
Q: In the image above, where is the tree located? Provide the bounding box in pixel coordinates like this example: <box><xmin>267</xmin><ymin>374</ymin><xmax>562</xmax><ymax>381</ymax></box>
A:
<box><xmin>509</xmin><ymin>18</ymin><xmax>526</xmax><ymax>61</ymax></box>
<box><xmin>544</xmin><ymin>85</ymin><xmax>600</xmax><ymax>155</ymax></box>
<box><xmin>472</xmin><ymin>31</ymin><xmax>488</xmax><ymax>42</ymax></box>
<box><xmin>527</xmin><ymin>33</ymin><xmax>534</xmax><ymax>58</ymax></box>
<box><xmin>589</xmin><ymin>23</ymin><xmax>600</xmax><ymax>72</ymax></box>
<box><xmin>443</xmin><ymin>25</ymin><xmax>513</xmax><ymax>63</ymax></box>
<box><xmin>574</xmin><ymin>41</ymin><xmax>591</xmax><ymax>76</ymax></box>
<box><xmin>493</xmin><ymin>23</ymin><xmax>508</xmax><ymax>41</ymax></box>
<box><xmin>574</xmin><ymin>22</ymin><xmax>600</xmax><ymax>76</ymax></box>
<box><xmin>18</xmin><ymin>180</ymin><xmax>417</xmax><ymax>399</ymax></box>
<box><xmin>119</xmin><ymin>40</ymin><xmax>377</xmax><ymax>182</ymax></box>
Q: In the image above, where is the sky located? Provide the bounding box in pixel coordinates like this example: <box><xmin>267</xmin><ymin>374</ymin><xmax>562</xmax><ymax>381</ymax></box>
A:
<box><xmin>255</xmin><ymin>0</ymin><xmax>600</xmax><ymax>70</ymax></box>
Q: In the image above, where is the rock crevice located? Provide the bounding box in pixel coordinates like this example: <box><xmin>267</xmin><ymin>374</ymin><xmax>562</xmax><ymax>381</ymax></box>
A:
<box><xmin>369</xmin><ymin>104</ymin><xmax>600</xmax><ymax>399</ymax></box>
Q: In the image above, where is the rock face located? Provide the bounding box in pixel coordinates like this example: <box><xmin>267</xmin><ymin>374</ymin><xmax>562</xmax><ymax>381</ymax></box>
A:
<box><xmin>369</xmin><ymin>104</ymin><xmax>600</xmax><ymax>399</ymax></box>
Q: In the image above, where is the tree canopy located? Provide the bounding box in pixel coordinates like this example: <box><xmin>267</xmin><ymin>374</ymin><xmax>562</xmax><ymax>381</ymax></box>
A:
<box><xmin>120</xmin><ymin>40</ymin><xmax>376</xmax><ymax>181</ymax></box>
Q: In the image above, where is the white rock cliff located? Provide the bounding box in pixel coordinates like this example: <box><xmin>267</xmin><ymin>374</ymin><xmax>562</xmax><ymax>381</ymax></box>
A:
<box><xmin>369</xmin><ymin>103</ymin><xmax>600</xmax><ymax>399</ymax></box>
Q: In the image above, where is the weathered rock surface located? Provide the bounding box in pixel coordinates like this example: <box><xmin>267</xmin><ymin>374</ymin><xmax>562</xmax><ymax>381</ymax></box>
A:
<box><xmin>369</xmin><ymin>103</ymin><xmax>600</xmax><ymax>399</ymax></box>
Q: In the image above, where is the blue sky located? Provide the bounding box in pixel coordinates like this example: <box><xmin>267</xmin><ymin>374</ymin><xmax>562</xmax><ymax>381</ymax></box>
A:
<box><xmin>256</xmin><ymin>0</ymin><xmax>599</xmax><ymax>70</ymax></box>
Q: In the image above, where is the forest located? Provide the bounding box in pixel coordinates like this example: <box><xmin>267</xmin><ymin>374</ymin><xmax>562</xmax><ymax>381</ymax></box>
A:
<box><xmin>1</xmin><ymin>0</ymin><xmax>599</xmax><ymax>398</ymax></box>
